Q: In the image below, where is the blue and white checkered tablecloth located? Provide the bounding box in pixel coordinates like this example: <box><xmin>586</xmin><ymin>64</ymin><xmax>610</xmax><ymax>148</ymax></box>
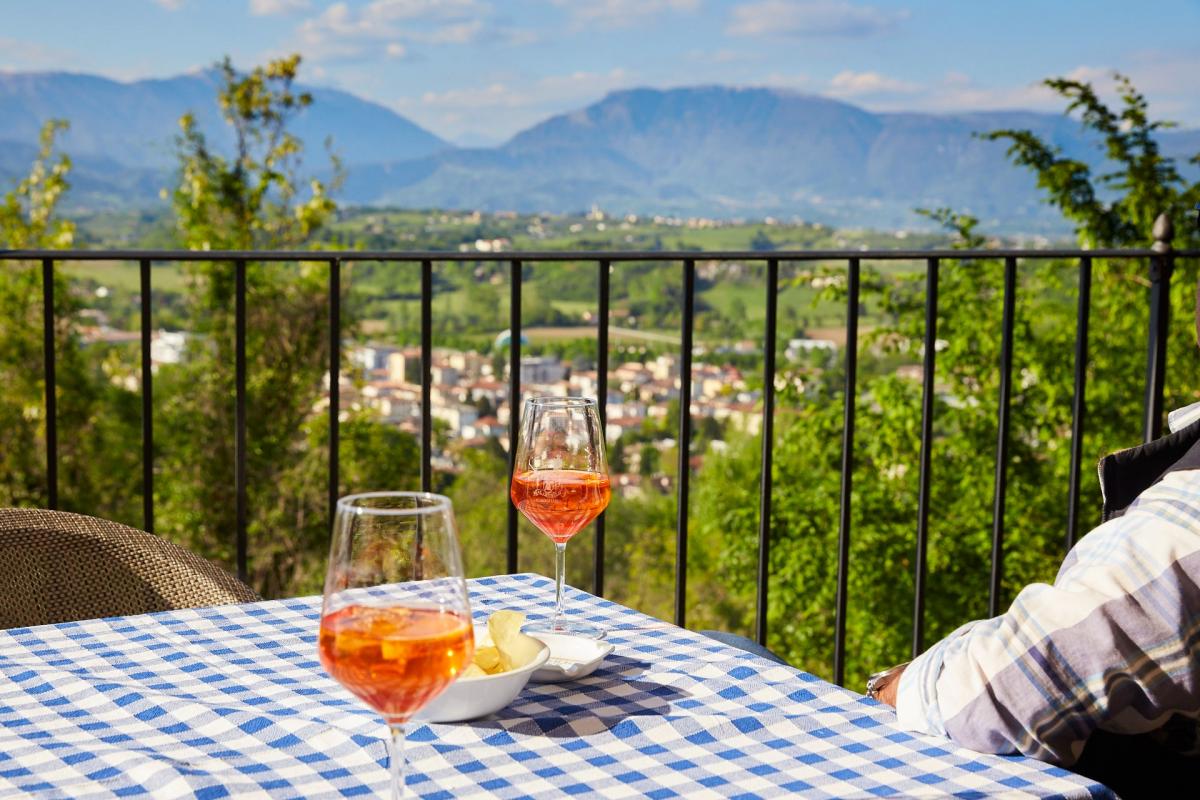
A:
<box><xmin>0</xmin><ymin>573</ymin><xmax>1112</xmax><ymax>799</ymax></box>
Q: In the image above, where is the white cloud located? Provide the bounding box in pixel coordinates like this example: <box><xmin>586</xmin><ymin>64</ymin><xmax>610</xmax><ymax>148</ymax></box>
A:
<box><xmin>827</xmin><ymin>70</ymin><xmax>920</xmax><ymax>97</ymax></box>
<box><xmin>498</xmin><ymin>27</ymin><xmax>540</xmax><ymax>46</ymax></box>
<box><xmin>417</xmin><ymin>19</ymin><xmax>484</xmax><ymax>44</ymax></box>
<box><xmin>748</xmin><ymin>69</ymin><xmax>1082</xmax><ymax>115</ymax></box>
<box><xmin>0</xmin><ymin>38</ymin><xmax>79</xmax><ymax>71</ymax></box>
<box><xmin>420</xmin><ymin>83</ymin><xmax>525</xmax><ymax>110</ymax></box>
<box><xmin>418</xmin><ymin>68</ymin><xmax>632</xmax><ymax>111</ymax></box>
<box><xmin>914</xmin><ymin>73</ymin><xmax>1065</xmax><ymax>112</ymax></box>
<box><xmin>406</xmin><ymin>67</ymin><xmax>634</xmax><ymax>140</ymax></box>
<box><xmin>1060</xmin><ymin>65</ymin><xmax>1113</xmax><ymax>86</ymax></box>
<box><xmin>294</xmin><ymin>0</ymin><xmax>533</xmax><ymax>61</ymax></box>
<box><xmin>760</xmin><ymin>72</ymin><xmax>812</xmax><ymax>90</ymax></box>
<box><xmin>688</xmin><ymin>48</ymin><xmax>757</xmax><ymax>65</ymax></box>
<box><xmin>832</xmin><ymin>68</ymin><xmax>1138</xmax><ymax>116</ymax></box>
<box><xmin>553</xmin><ymin>0</ymin><xmax>700</xmax><ymax>30</ymax></box>
<box><xmin>897</xmin><ymin>64</ymin><xmax>1200</xmax><ymax>128</ymax></box>
<box><xmin>250</xmin><ymin>0</ymin><xmax>310</xmax><ymax>16</ymax></box>
<box><xmin>153</xmin><ymin>0</ymin><xmax>186</xmax><ymax>9</ymax></box>
<box><xmin>728</xmin><ymin>0</ymin><xmax>908</xmax><ymax>38</ymax></box>
<box><xmin>941</xmin><ymin>71</ymin><xmax>970</xmax><ymax>89</ymax></box>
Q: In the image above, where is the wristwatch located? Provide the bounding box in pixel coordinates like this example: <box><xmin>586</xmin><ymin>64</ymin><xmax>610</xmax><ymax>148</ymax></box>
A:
<box><xmin>866</xmin><ymin>662</ymin><xmax>910</xmax><ymax>700</ymax></box>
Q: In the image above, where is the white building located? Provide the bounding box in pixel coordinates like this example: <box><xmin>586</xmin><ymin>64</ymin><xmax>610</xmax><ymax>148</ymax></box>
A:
<box><xmin>432</xmin><ymin>403</ymin><xmax>479</xmax><ymax>435</ymax></box>
<box><xmin>448</xmin><ymin>351</ymin><xmax>488</xmax><ymax>377</ymax></box>
<box><xmin>150</xmin><ymin>331</ymin><xmax>189</xmax><ymax>366</ymax></box>
<box><xmin>431</xmin><ymin>365</ymin><xmax>460</xmax><ymax>386</ymax></box>
<box><xmin>786</xmin><ymin>338</ymin><xmax>837</xmax><ymax>360</ymax></box>
<box><xmin>349</xmin><ymin>344</ymin><xmax>398</xmax><ymax>374</ymax></box>
<box><xmin>518</xmin><ymin>356</ymin><xmax>565</xmax><ymax>385</ymax></box>
<box><xmin>386</xmin><ymin>350</ymin><xmax>421</xmax><ymax>384</ymax></box>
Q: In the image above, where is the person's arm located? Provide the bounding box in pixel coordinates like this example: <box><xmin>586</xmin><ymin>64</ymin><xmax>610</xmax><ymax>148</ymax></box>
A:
<box><xmin>889</xmin><ymin>470</ymin><xmax>1200</xmax><ymax>766</ymax></box>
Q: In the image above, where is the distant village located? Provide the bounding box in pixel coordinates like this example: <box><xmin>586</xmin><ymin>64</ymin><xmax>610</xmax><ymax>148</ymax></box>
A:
<box><xmin>83</xmin><ymin>317</ymin><xmax>837</xmax><ymax>500</ymax></box>
<box><xmin>333</xmin><ymin>341</ymin><xmax>790</xmax><ymax>498</ymax></box>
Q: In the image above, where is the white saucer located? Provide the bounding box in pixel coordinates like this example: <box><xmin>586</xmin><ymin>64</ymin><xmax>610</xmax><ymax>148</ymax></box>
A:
<box><xmin>527</xmin><ymin>632</ymin><xmax>615</xmax><ymax>683</ymax></box>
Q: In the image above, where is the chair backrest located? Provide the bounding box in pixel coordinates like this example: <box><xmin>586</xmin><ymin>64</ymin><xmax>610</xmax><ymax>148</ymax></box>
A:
<box><xmin>0</xmin><ymin>508</ymin><xmax>259</xmax><ymax>628</ymax></box>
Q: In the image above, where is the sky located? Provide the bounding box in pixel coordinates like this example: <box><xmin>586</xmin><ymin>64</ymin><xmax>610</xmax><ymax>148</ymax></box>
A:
<box><xmin>3</xmin><ymin>0</ymin><xmax>1200</xmax><ymax>145</ymax></box>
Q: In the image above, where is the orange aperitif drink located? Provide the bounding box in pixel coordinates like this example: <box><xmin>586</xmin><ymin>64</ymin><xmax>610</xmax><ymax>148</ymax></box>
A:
<box><xmin>319</xmin><ymin>605</ymin><xmax>474</xmax><ymax>723</ymax></box>
<box><xmin>511</xmin><ymin>469</ymin><xmax>612</xmax><ymax>543</ymax></box>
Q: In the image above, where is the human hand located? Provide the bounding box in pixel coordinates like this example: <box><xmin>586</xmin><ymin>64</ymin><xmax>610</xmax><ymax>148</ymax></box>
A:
<box><xmin>866</xmin><ymin>663</ymin><xmax>908</xmax><ymax>707</ymax></box>
<box><xmin>877</xmin><ymin>667</ymin><xmax>904</xmax><ymax>707</ymax></box>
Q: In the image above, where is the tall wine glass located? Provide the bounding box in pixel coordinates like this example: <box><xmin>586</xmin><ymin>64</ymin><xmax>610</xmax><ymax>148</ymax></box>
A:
<box><xmin>510</xmin><ymin>396</ymin><xmax>611</xmax><ymax>638</ymax></box>
<box><xmin>318</xmin><ymin>492</ymin><xmax>473</xmax><ymax>799</ymax></box>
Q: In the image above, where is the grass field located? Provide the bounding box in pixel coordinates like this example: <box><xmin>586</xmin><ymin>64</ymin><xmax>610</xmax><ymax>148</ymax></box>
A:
<box><xmin>61</xmin><ymin>260</ymin><xmax>190</xmax><ymax>293</ymax></box>
<box><xmin>699</xmin><ymin>280</ymin><xmax>845</xmax><ymax>329</ymax></box>
<box><xmin>64</xmin><ymin>209</ymin><xmax>943</xmax><ymax>352</ymax></box>
<box><xmin>549</xmin><ymin>299</ymin><xmax>593</xmax><ymax>317</ymax></box>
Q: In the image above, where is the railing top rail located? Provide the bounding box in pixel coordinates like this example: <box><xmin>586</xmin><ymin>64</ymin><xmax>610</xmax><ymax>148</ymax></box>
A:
<box><xmin>2</xmin><ymin>247</ymin><xmax>1193</xmax><ymax>262</ymax></box>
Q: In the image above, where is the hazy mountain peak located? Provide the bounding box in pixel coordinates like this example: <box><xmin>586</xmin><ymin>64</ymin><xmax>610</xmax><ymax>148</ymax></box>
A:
<box><xmin>1</xmin><ymin>75</ymin><xmax>1196</xmax><ymax>232</ymax></box>
<box><xmin>0</xmin><ymin>69</ymin><xmax>447</xmax><ymax>170</ymax></box>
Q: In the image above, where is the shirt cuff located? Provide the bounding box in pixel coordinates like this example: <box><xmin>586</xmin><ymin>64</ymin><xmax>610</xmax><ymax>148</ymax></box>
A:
<box><xmin>894</xmin><ymin>620</ymin><xmax>980</xmax><ymax>737</ymax></box>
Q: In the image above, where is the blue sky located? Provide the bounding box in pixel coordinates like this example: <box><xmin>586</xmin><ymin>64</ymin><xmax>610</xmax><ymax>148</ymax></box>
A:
<box><xmin>3</xmin><ymin>0</ymin><xmax>1199</xmax><ymax>144</ymax></box>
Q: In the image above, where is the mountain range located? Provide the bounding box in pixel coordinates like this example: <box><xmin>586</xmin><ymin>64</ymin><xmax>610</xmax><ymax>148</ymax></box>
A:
<box><xmin>2</xmin><ymin>71</ymin><xmax>1197</xmax><ymax>233</ymax></box>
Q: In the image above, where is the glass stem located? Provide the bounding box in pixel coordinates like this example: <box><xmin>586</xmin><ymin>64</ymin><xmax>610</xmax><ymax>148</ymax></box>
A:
<box><xmin>553</xmin><ymin>542</ymin><xmax>567</xmax><ymax>629</ymax></box>
<box><xmin>388</xmin><ymin>723</ymin><xmax>409</xmax><ymax>800</ymax></box>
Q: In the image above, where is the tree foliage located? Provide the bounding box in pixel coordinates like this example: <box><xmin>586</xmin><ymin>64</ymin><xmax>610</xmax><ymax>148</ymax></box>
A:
<box><xmin>0</xmin><ymin>121</ymin><xmax>142</xmax><ymax>522</ymax></box>
<box><xmin>173</xmin><ymin>55</ymin><xmax>339</xmax><ymax>252</ymax></box>
<box><xmin>1</xmin><ymin>120</ymin><xmax>75</xmax><ymax>250</ymax></box>
<box><xmin>691</xmin><ymin>73</ymin><xmax>1200</xmax><ymax>685</ymax></box>
<box><xmin>153</xmin><ymin>55</ymin><xmax>413</xmax><ymax>596</ymax></box>
<box><xmin>983</xmin><ymin>74</ymin><xmax>1199</xmax><ymax>249</ymax></box>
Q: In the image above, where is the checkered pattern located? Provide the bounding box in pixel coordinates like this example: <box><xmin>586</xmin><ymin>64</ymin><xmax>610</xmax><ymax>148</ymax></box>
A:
<box><xmin>0</xmin><ymin>574</ymin><xmax>1113</xmax><ymax>798</ymax></box>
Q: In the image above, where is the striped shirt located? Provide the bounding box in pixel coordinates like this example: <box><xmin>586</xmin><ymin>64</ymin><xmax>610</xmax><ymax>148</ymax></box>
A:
<box><xmin>894</xmin><ymin>402</ymin><xmax>1200</xmax><ymax>766</ymax></box>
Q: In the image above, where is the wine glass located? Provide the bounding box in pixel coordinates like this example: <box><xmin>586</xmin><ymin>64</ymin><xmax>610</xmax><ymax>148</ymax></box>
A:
<box><xmin>318</xmin><ymin>492</ymin><xmax>473</xmax><ymax>799</ymax></box>
<box><xmin>510</xmin><ymin>396</ymin><xmax>611</xmax><ymax>638</ymax></box>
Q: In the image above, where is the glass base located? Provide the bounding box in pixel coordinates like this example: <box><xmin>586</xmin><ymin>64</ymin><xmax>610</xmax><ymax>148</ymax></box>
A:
<box><xmin>525</xmin><ymin>619</ymin><xmax>605</xmax><ymax>639</ymax></box>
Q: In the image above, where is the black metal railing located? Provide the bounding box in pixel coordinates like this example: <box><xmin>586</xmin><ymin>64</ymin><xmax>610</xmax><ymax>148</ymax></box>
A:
<box><xmin>4</xmin><ymin>229</ymin><xmax>1195</xmax><ymax>685</ymax></box>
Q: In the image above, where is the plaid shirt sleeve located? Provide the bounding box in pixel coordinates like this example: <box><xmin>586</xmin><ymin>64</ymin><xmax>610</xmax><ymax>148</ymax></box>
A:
<box><xmin>894</xmin><ymin>469</ymin><xmax>1200</xmax><ymax>766</ymax></box>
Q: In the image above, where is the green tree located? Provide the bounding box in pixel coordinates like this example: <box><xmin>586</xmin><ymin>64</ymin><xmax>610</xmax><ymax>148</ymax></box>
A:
<box><xmin>639</xmin><ymin>444</ymin><xmax>660</xmax><ymax>477</ymax></box>
<box><xmin>751</xmin><ymin>229</ymin><xmax>775</xmax><ymax>251</ymax></box>
<box><xmin>609</xmin><ymin>437</ymin><xmax>627</xmax><ymax>473</ymax></box>
<box><xmin>690</xmin><ymin>73</ymin><xmax>1200</xmax><ymax>686</ymax></box>
<box><xmin>172</xmin><ymin>56</ymin><xmax>339</xmax><ymax>251</ymax></box>
<box><xmin>1</xmin><ymin>121</ymin><xmax>74</xmax><ymax>250</ymax></box>
<box><xmin>154</xmin><ymin>55</ymin><xmax>414</xmax><ymax>597</ymax></box>
<box><xmin>982</xmin><ymin>74</ymin><xmax>1198</xmax><ymax>249</ymax></box>
<box><xmin>0</xmin><ymin>121</ymin><xmax>142</xmax><ymax>523</ymax></box>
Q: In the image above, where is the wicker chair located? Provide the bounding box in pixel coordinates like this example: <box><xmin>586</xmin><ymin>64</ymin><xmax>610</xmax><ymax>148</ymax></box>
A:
<box><xmin>0</xmin><ymin>508</ymin><xmax>259</xmax><ymax>628</ymax></box>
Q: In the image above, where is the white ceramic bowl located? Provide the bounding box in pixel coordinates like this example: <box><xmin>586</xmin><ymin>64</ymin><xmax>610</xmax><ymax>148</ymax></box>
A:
<box><xmin>529</xmin><ymin>633</ymin><xmax>615</xmax><ymax>683</ymax></box>
<box><xmin>414</xmin><ymin>625</ymin><xmax>549</xmax><ymax>723</ymax></box>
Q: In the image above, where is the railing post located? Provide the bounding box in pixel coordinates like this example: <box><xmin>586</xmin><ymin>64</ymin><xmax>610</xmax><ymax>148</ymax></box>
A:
<box><xmin>989</xmin><ymin>257</ymin><xmax>1017</xmax><ymax>617</ymax></box>
<box><xmin>421</xmin><ymin>259</ymin><xmax>433</xmax><ymax>493</ymax></box>
<box><xmin>1143</xmin><ymin>213</ymin><xmax>1174</xmax><ymax>443</ymax></box>
<box><xmin>328</xmin><ymin>258</ymin><xmax>340</xmax><ymax>539</ymax></box>
<box><xmin>675</xmin><ymin>259</ymin><xmax>695</xmax><ymax>628</ymax></box>
<box><xmin>140</xmin><ymin>259</ymin><xmax>154</xmax><ymax>532</ymax></box>
<box><xmin>41</xmin><ymin>259</ymin><xmax>57</xmax><ymax>510</ymax></box>
<box><xmin>1066</xmin><ymin>257</ymin><xmax>1092</xmax><ymax>551</ymax></box>
<box><xmin>833</xmin><ymin>258</ymin><xmax>860</xmax><ymax>685</ymax></box>
<box><xmin>234</xmin><ymin>258</ymin><xmax>248</xmax><ymax>583</ymax></box>
<box><xmin>594</xmin><ymin>259</ymin><xmax>610</xmax><ymax>597</ymax></box>
<box><xmin>755</xmin><ymin>259</ymin><xmax>779</xmax><ymax>647</ymax></box>
<box><xmin>507</xmin><ymin>259</ymin><xmax>522</xmax><ymax>574</ymax></box>
<box><xmin>913</xmin><ymin>258</ymin><xmax>939</xmax><ymax>658</ymax></box>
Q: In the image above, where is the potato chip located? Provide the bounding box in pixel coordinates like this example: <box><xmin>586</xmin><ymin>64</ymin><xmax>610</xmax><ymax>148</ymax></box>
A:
<box><xmin>473</xmin><ymin>646</ymin><xmax>501</xmax><ymax>673</ymax></box>
<box><xmin>488</xmin><ymin>610</ymin><xmax>543</xmax><ymax>672</ymax></box>
<box><xmin>460</xmin><ymin>662</ymin><xmax>488</xmax><ymax>679</ymax></box>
